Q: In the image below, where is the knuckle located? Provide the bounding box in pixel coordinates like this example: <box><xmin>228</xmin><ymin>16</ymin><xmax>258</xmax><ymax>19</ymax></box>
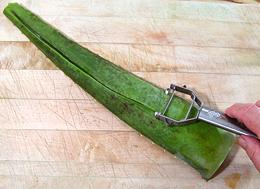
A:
<box><xmin>248</xmin><ymin>147</ymin><xmax>260</xmax><ymax>163</ymax></box>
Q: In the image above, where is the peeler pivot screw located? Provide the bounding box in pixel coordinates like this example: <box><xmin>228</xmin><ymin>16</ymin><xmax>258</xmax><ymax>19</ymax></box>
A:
<box><xmin>165</xmin><ymin>89</ymin><xmax>170</xmax><ymax>95</ymax></box>
<box><xmin>154</xmin><ymin>112</ymin><xmax>160</xmax><ymax>117</ymax></box>
<box><xmin>170</xmin><ymin>84</ymin><xmax>176</xmax><ymax>90</ymax></box>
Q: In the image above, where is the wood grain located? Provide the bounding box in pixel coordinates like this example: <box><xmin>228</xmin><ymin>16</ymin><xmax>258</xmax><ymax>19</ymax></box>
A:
<box><xmin>0</xmin><ymin>0</ymin><xmax>260</xmax><ymax>188</ymax></box>
<box><xmin>2</xmin><ymin>15</ymin><xmax>260</xmax><ymax>49</ymax></box>
<box><xmin>1</xmin><ymin>0</ymin><xmax>260</xmax><ymax>22</ymax></box>
<box><xmin>0</xmin><ymin>99</ymin><xmax>131</xmax><ymax>131</ymax></box>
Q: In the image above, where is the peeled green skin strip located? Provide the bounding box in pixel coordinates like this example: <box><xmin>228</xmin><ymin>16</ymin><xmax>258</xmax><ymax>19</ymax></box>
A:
<box><xmin>4</xmin><ymin>3</ymin><xmax>235</xmax><ymax>179</ymax></box>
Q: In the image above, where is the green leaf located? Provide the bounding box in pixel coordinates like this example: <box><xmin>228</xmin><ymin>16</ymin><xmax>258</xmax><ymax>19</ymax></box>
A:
<box><xmin>4</xmin><ymin>3</ymin><xmax>235</xmax><ymax>179</ymax></box>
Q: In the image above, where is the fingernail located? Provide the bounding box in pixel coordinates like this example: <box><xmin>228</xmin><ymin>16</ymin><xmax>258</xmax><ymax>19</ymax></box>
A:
<box><xmin>239</xmin><ymin>136</ymin><xmax>247</xmax><ymax>149</ymax></box>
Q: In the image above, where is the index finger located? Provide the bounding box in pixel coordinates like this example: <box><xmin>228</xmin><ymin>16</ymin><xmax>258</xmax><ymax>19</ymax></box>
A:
<box><xmin>225</xmin><ymin>102</ymin><xmax>260</xmax><ymax>137</ymax></box>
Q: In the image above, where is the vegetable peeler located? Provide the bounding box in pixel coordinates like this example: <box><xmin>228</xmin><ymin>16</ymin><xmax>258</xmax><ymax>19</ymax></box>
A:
<box><xmin>155</xmin><ymin>84</ymin><xmax>258</xmax><ymax>139</ymax></box>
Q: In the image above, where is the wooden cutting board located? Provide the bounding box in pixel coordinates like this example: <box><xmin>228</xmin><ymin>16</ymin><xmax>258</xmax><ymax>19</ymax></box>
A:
<box><xmin>0</xmin><ymin>0</ymin><xmax>260</xmax><ymax>188</ymax></box>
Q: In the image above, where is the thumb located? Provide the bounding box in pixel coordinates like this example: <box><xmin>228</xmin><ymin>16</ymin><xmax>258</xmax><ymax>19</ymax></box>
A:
<box><xmin>239</xmin><ymin>135</ymin><xmax>260</xmax><ymax>172</ymax></box>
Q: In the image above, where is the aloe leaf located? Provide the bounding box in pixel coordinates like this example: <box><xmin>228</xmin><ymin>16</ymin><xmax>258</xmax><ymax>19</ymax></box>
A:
<box><xmin>4</xmin><ymin>3</ymin><xmax>235</xmax><ymax>179</ymax></box>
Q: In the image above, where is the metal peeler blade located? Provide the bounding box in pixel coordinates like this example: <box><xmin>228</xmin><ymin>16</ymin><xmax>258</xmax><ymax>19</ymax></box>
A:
<box><xmin>155</xmin><ymin>84</ymin><xmax>258</xmax><ymax>139</ymax></box>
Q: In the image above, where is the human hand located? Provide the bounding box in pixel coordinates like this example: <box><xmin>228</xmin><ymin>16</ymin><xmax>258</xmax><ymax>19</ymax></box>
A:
<box><xmin>225</xmin><ymin>101</ymin><xmax>260</xmax><ymax>171</ymax></box>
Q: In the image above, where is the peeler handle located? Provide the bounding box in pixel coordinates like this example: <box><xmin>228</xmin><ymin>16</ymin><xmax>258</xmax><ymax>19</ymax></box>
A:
<box><xmin>198</xmin><ymin>107</ymin><xmax>258</xmax><ymax>139</ymax></box>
